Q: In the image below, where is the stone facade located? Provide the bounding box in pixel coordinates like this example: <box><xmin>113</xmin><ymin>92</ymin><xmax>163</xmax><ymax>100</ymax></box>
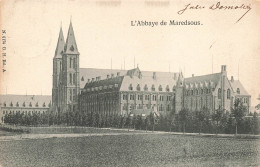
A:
<box><xmin>52</xmin><ymin>22</ymin><xmax>251</xmax><ymax>116</ymax></box>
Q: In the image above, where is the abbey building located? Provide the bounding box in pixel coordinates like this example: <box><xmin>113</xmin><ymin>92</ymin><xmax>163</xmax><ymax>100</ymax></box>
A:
<box><xmin>52</xmin><ymin>22</ymin><xmax>251</xmax><ymax>116</ymax></box>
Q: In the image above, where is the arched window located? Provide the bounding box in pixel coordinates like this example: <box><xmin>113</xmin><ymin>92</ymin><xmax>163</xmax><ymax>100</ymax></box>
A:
<box><xmin>227</xmin><ymin>89</ymin><xmax>231</xmax><ymax>99</ymax></box>
<box><xmin>151</xmin><ymin>85</ymin><xmax>155</xmax><ymax>91</ymax></box>
<box><xmin>73</xmin><ymin>73</ymin><xmax>76</xmax><ymax>84</ymax></box>
<box><xmin>70</xmin><ymin>73</ymin><xmax>72</xmax><ymax>84</ymax></box>
<box><xmin>201</xmin><ymin>89</ymin><xmax>203</xmax><ymax>94</ymax></box>
<box><xmin>136</xmin><ymin>84</ymin><xmax>140</xmax><ymax>91</ymax></box>
<box><xmin>237</xmin><ymin>88</ymin><xmax>240</xmax><ymax>94</ymax></box>
<box><xmin>218</xmin><ymin>88</ymin><xmax>221</xmax><ymax>99</ymax></box>
<box><xmin>191</xmin><ymin>90</ymin><xmax>194</xmax><ymax>95</ymax></box>
<box><xmin>70</xmin><ymin>58</ymin><xmax>72</xmax><ymax>68</ymax></box>
<box><xmin>158</xmin><ymin>85</ymin><xmax>162</xmax><ymax>91</ymax></box>
<box><xmin>196</xmin><ymin>89</ymin><xmax>198</xmax><ymax>95</ymax></box>
<box><xmin>73</xmin><ymin>58</ymin><xmax>76</xmax><ymax>69</ymax></box>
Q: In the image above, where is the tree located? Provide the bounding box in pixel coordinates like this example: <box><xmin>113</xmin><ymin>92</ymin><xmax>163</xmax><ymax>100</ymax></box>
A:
<box><xmin>232</xmin><ymin>99</ymin><xmax>247</xmax><ymax>135</ymax></box>
<box><xmin>212</xmin><ymin>108</ymin><xmax>224</xmax><ymax>135</ymax></box>
<box><xmin>252</xmin><ymin>112</ymin><xmax>260</xmax><ymax>135</ymax></box>
<box><xmin>145</xmin><ymin>116</ymin><xmax>151</xmax><ymax>132</ymax></box>
<box><xmin>179</xmin><ymin>108</ymin><xmax>189</xmax><ymax>134</ymax></box>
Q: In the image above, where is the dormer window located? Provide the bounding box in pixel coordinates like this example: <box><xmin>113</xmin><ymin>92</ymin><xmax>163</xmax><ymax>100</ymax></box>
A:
<box><xmin>166</xmin><ymin>85</ymin><xmax>169</xmax><ymax>92</ymax></box>
<box><xmin>237</xmin><ymin>88</ymin><xmax>240</xmax><ymax>94</ymax></box>
<box><xmin>144</xmin><ymin>84</ymin><xmax>148</xmax><ymax>91</ymax></box>
<box><xmin>36</xmin><ymin>102</ymin><xmax>39</xmax><ymax>107</ymax></box>
<box><xmin>151</xmin><ymin>85</ymin><xmax>155</xmax><ymax>91</ymax></box>
<box><xmin>43</xmin><ymin>102</ymin><xmax>46</xmax><ymax>107</ymax></box>
<box><xmin>16</xmin><ymin>102</ymin><xmax>19</xmax><ymax>107</ymax></box>
<box><xmin>3</xmin><ymin>102</ymin><xmax>6</xmax><ymax>107</ymax></box>
<box><xmin>29</xmin><ymin>102</ymin><xmax>32</xmax><ymax>107</ymax></box>
<box><xmin>10</xmin><ymin>102</ymin><xmax>13</xmax><ymax>107</ymax></box>
<box><xmin>23</xmin><ymin>102</ymin><xmax>26</xmax><ymax>107</ymax></box>
<box><xmin>136</xmin><ymin>84</ymin><xmax>140</xmax><ymax>91</ymax></box>
<box><xmin>159</xmin><ymin>85</ymin><xmax>162</xmax><ymax>91</ymax></box>
<box><xmin>129</xmin><ymin>84</ymin><xmax>133</xmax><ymax>91</ymax></box>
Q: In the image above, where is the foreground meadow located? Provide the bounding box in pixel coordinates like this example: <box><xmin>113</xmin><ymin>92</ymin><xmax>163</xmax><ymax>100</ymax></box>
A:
<box><xmin>0</xmin><ymin>133</ymin><xmax>259</xmax><ymax>166</ymax></box>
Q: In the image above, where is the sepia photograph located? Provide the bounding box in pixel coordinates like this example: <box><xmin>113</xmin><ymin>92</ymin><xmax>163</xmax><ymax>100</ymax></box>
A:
<box><xmin>0</xmin><ymin>0</ymin><xmax>260</xmax><ymax>166</ymax></box>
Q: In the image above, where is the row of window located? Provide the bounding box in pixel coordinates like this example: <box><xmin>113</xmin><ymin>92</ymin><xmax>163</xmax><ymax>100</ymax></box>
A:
<box><xmin>186</xmin><ymin>88</ymin><xmax>211</xmax><ymax>96</ymax></box>
<box><xmin>86</xmin><ymin>84</ymin><xmax>119</xmax><ymax>92</ymax></box>
<box><xmin>3</xmin><ymin>102</ymin><xmax>48</xmax><ymax>108</ymax></box>
<box><xmin>3</xmin><ymin>110</ymin><xmax>46</xmax><ymax>115</ymax></box>
<box><xmin>122</xmin><ymin>94</ymin><xmax>172</xmax><ymax>101</ymax></box>
<box><xmin>126</xmin><ymin>104</ymin><xmax>171</xmax><ymax>111</ymax></box>
<box><xmin>129</xmin><ymin>84</ymin><xmax>173</xmax><ymax>92</ymax></box>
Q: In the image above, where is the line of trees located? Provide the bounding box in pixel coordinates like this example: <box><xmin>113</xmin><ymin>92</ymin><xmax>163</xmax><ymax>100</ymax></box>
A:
<box><xmin>3</xmin><ymin>99</ymin><xmax>260</xmax><ymax>135</ymax></box>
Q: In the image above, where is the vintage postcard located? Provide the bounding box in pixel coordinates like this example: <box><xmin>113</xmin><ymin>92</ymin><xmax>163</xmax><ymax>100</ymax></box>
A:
<box><xmin>0</xmin><ymin>0</ymin><xmax>259</xmax><ymax>166</ymax></box>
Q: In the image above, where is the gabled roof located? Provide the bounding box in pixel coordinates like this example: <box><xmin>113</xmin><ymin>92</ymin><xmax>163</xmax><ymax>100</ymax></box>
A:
<box><xmin>64</xmin><ymin>21</ymin><xmax>79</xmax><ymax>54</ymax></box>
<box><xmin>229</xmin><ymin>80</ymin><xmax>250</xmax><ymax>96</ymax></box>
<box><xmin>0</xmin><ymin>95</ymin><xmax>51</xmax><ymax>108</ymax></box>
<box><xmin>54</xmin><ymin>27</ymin><xmax>65</xmax><ymax>59</ymax></box>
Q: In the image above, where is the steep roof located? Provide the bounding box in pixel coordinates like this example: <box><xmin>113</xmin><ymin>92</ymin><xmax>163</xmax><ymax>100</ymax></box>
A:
<box><xmin>54</xmin><ymin>27</ymin><xmax>65</xmax><ymax>59</ymax></box>
<box><xmin>79</xmin><ymin>68</ymin><xmax>126</xmax><ymax>89</ymax></box>
<box><xmin>229</xmin><ymin>80</ymin><xmax>250</xmax><ymax>96</ymax></box>
<box><xmin>83</xmin><ymin>76</ymin><xmax>124</xmax><ymax>93</ymax></box>
<box><xmin>119</xmin><ymin>75</ymin><xmax>177</xmax><ymax>92</ymax></box>
<box><xmin>79</xmin><ymin>68</ymin><xmax>179</xmax><ymax>89</ymax></box>
<box><xmin>64</xmin><ymin>21</ymin><xmax>79</xmax><ymax>54</ymax></box>
<box><xmin>0</xmin><ymin>95</ymin><xmax>51</xmax><ymax>108</ymax></box>
<box><xmin>185</xmin><ymin>73</ymin><xmax>221</xmax><ymax>84</ymax></box>
<box><xmin>184</xmin><ymin>73</ymin><xmax>221</xmax><ymax>89</ymax></box>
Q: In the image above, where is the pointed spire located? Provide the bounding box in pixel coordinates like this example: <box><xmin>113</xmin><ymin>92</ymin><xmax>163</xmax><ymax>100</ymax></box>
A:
<box><xmin>64</xmin><ymin>21</ymin><xmax>79</xmax><ymax>54</ymax></box>
<box><xmin>54</xmin><ymin>26</ymin><xmax>65</xmax><ymax>59</ymax></box>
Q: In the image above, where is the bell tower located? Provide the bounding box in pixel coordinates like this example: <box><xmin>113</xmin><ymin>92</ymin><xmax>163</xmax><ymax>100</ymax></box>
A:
<box><xmin>61</xmin><ymin>21</ymin><xmax>80</xmax><ymax>112</ymax></box>
<box><xmin>52</xmin><ymin>26</ymin><xmax>65</xmax><ymax>109</ymax></box>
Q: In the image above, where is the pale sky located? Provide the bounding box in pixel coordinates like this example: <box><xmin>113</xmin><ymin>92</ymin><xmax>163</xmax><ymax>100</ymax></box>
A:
<box><xmin>0</xmin><ymin>0</ymin><xmax>259</xmax><ymax>107</ymax></box>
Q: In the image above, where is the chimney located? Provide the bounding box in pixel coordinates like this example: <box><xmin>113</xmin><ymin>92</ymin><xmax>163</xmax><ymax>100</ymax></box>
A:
<box><xmin>107</xmin><ymin>74</ymin><xmax>110</xmax><ymax>79</ymax></box>
<box><xmin>221</xmin><ymin>65</ymin><xmax>227</xmax><ymax>73</ymax></box>
<box><xmin>87</xmin><ymin>79</ymin><xmax>90</xmax><ymax>83</ymax></box>
<box><xmin>111</xmin><ymin>74</ymin><xmax>114</xmax><ymax>78</ymax></box>
<box><xmin>231</xmin><ymin>76</ymin><xmax>234</xmax><ymax>82</ymax></box>
<box><xmin>153</xmin><ymin>72</ymin><xmax>156</xmax><ymax>80</ymax></box>
<box><xmin>91</xmin><ymin>78</ymin><xmax>95</xmax><ymax>82</ymax></box>
<box><xmin>192</xmin><ymin>74</ymin><xmax>195</xmax><ymax>77</ymax></box>
<box><xmin>117</xmin><ymin>72</ymin><xmax>120</xmax><ymax>77</ymax></box>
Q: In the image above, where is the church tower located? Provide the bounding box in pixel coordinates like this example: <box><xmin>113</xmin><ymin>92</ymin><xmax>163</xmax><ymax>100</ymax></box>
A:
<box><xmin>175</xmin><ymin>72</ymin><xmax>184</xmax><ymax>113</ymax></box>
<box><xmin>61</xmin><ymin>21</ymin><xmax>80</xmax><ymax>112</ymax></box>
<box><xmin>52</xmin><ymin>26</ymin><xmax>65</xmax><ymax>109</ymax></box>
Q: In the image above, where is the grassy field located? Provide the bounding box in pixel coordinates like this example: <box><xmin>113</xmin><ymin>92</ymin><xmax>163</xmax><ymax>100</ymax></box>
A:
<box><xmin>0</xmin><ymin>133</ymin><xmax>259</xmax><ymax>167</ymax></box>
